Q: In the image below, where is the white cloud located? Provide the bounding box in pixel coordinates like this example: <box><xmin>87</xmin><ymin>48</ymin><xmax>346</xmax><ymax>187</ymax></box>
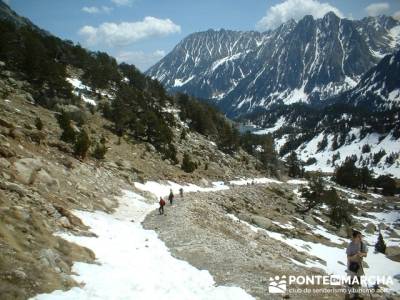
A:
<box><xmin>365</xmin><ymin>2</ymin><xmax>390</xmax><ymax>16</ymax></box>
<box><xmin>394</xmin><ymin>10</ymin><xmax>400</xmax><ymax>20</ymax></box>
<box><xmin>82</xmin><ymin>6</ymin><xmax>113</xmax><ymax>14</ymax></box>
<box><xmin>111</xmin><ymin>0</ymin><xmax>132</xmax><ymax>6</ymax></box>
<box><xmin>78</xmin><ymin>17</ymin><xmax>181</xmax><ymax>47</ymax></box>
<box><xmin>116</xmin><ymin>50</ymin><xmax>166</xmax><ymax>71</ymax></box>
<box><xmin>256</xmin><ymin>0</ymin><xmax>343</xmax><ymax>31</ymax></box>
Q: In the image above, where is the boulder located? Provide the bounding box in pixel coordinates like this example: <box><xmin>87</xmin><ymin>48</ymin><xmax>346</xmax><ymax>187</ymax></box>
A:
<box><xmin>365</xmin><ymin>223</ymin><xmax>376</xmax><ymax>234</ymax></box>
<box><xmin>39</xmin><ymin>249</ymin><xmax>61</xmax><ymax>270</ymax></box>
<box><xmin>251</xmin><ymin>215</ymin><xmax>273</xmax><ymax>230</ymax></box>
<box><xmin>337</xmin><ymin>226</ymin><xmax>350</xmax><ymax>238</ymax></box>
<box><xmin>0</xmin><ymin>144</ymin><xmax>15</xmax><ymax>158</ymax></box>
<box><xmin>0</xmin><ymin>117</ymin><xmax>14</xmax><ymax>128</ymax></box>
<box><xmin>54</xmin><ymin>205</ymin><xmax>87</xmax><ymax>229</ymax></box>
<box><xmin>13</xmin><ymin>158</ymin><xmax>44</xmax><ymax>185</ymax></box>
<box><xmin>386</xmin><ymin>246</ymin><xmax>400</xmax><ymax>257</ymax></box>
<box><xmin>24</xmin><ymin>129</ymin><xmax>46</xmax><ymax>144</ymax></box>
<box><xmin>11</xmin><ymin>206</ymin><xmax>30</xmax><ymax>221</ymax></box>
<box><xmin>8</xmin><ymin>128</ymin><xmax>24</xmax><ymax>140</ymax></box>
<box><xmin>388</xmin><ymin>229</ymin><xmax>400</xmax><ymax>239</ymax></box>
<box><xmin>0</xmin><ymin>157</ymin><xmax>10</xmax><ymax>169</ymax></box>
<box><xmin>24</xmin><ymin>92</ymin><xmax>34</xmax><ymax>103</ymax></box>
<box><xmin>57</xmin><ymin>216</ymin><xmax>72</xmax><ymax>229</ymax></box>
<box><xmin>378</xmin><ymin>222</ymin><xmax>387</xmax><ymax>231</ymax></box>
<box><xmin>35</xmin><ymin>168</ymin><xmax>59</xmax><ymax>190</ymax></box>
<box><xmin>0</xmin><ymin>181</ymin><xmax>27</xmax><ymax>197</ymax></box>
<box><xmin>145</xmin><ymin>143</ymin><xmax>156</xmax><ymax>153</ymax></box>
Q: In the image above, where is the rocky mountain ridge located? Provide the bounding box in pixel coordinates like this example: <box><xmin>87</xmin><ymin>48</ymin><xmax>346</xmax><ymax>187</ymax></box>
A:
<box><xmin>147</xmin><ymin>12</ymin><xmax>400</xmax><ymax>116</ymax></box>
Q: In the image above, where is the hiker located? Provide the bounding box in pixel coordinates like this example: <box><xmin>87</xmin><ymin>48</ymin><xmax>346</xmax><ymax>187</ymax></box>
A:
<box><xmin>168</xmin><ymin>189</ymin><xmax>174</xmax><ymax>205</ymax></box>
<box><xmin>346</xmin><ymin>230</ymin><xmax>368</xmax><ymax>300</ymax></box>
<box><xmin>179</xmin><ymin>187</ymin><xmax>183</xmax><ymax>198</ymax></box>
<box><xmin>159</xmin><ymin>197</ymin><xmax>166</xmax><ymax>215</ymax></box>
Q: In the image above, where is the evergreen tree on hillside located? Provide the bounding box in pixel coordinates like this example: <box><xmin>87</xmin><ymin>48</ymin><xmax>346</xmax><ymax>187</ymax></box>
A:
<box><xmin>317</xmin><ymin>135</ymin><xmax>328</xmax><ymax>152</ymax></box>
<box><xmin>74</xmin><ymin>130</ymin><xmax>91</xmax><ymax>159</ymax></box>
<box><xmin>326</xmin><ymin>189</ymin><xmax>356</xmax><ymax>228</ymax></box>
<box><xmin>218</xmin><ymin>122</ymin><xmax>239</xmax><ymax>154</ymax></box>
<box><xmin>57</xmin><ymin>111</ymin><xmax>76</xmax><ymax>143</ymax></box>
<box><xmin>163</xmin><ymin>143</ymin><xmax>178</xmax><ymax>165</ymax></box>
<box><xmin>299</xmin><ymin>173</ymin><xmax>325</xmax><ymax>212</ymax></box>
<box><xmin>259</xmin><ymin>134</ymin><xmax>279</xmax><ymax>175</ymax></box>
<box><xmin>181</xmin><ymin>153</ymin><xmax>196</xmax><ymax>173</ymax></box>
<box><xmin>92</xmin><ymin>140</ymin><xmax>107</xmax><ymax>160</ymax></box>
<box><xmin>334</xmin><ymin>158</ymin><xmax>361</xmax><ymax>189</ymax></box>
<box><xmin>374</xmin><ymin>175</ymin><xmax>397</xmax><ymax>196</ymax></box>
<box><xmin>82</xmin><ymin>52</ymin><xmax>121</xmax><ymax>89</ymax></box>
<box><xmin>375</xmin><ymin>232</ymin><xmax>387</xmax><ymax>254</ymax></box>
<box><xmin>35</xmin><ymin>117</ymin><xmax>43</xmax><ymax>131</ymax></box>
<box><xmin>360</xmin><ymin>166</ymin><xmax>373</xmax><ymax>190</ymax></box>
<box><xmin>287</xmin><ymin>151</ymin><xmax>302</xmax><ymax>178</ymax></box>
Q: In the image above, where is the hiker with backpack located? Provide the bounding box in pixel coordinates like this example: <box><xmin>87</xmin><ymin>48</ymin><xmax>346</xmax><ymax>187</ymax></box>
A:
<box><xmin>168</xmin><ymin>189</ymin><xmax>174</xmax><ymax>205</ymax></box>
<box><xmin>159</xmin><ymin>197</ymin><xmax>166</xmax><ymax>215</ymax></box>
<box><xmin>179</xmin><ymin>187</ymin><xmax>183</xmax><ymax>198</ymax></box>
<box><xmin>346</xmin><ymin>230</ymin><xmax>368</xmax><ymax>300</ymax></box>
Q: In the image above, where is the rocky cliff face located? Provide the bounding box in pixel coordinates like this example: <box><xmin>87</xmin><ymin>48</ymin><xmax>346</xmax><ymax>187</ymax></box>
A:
<box><xmin>336</xmin><ymin>49</ymin><xmax>400</xmax><ymax>110</ymax></box>
<box><xmin>147</xmin><ymin>13</ymin><xmax>400</xmax><ymax>116</ymax></box>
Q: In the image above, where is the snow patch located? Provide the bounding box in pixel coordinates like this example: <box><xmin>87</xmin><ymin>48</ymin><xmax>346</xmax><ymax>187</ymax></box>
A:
<box><xmin>31</xmin><ymin>190</ymin><xmax>254</xmax><ymax>300</ymax></box>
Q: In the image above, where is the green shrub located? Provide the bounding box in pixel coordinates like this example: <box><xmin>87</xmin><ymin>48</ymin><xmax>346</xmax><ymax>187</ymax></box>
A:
<box><xmin>181</xmin><ymin>153</ymin><xmax>196</xmax><ymax>173</ymax></box>
<box><xmin>74</xmin><ymin>130</ymin><xmax>91</xmax><ymax>159</ymax></box>
<box><xmin>35</xmin><ymin>117</ymin><xmax>43</xmax><ymax>131</ymax></box>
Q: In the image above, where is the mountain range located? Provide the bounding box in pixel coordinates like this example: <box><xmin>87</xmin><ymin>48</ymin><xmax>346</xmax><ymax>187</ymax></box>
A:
<box><xmin>147</xmin><ymin>12</ymin><xmax>400</xmax><ymax>116</ymax></box>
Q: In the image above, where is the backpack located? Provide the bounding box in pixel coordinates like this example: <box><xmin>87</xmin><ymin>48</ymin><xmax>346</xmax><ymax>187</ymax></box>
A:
<box><xmin>160</xmin><ymin>199</ymin><xmax>166</xmax><ymax>206</ymax></box>
<box><xmin>349</xmin><ymin>261</ymin><xmax>360</xmax><ymax>273</ymax></box>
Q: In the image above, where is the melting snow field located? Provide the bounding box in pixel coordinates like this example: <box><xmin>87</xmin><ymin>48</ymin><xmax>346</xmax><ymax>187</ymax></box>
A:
<box><xmin>134</xmin><ymin>177</ymin><xmax>282</xmax><ymax>198</ymax></box>
<box><xmin>31</xmin><ymin>190</ymin><xmax>254</xmax><ymax>300</ymax></box>
<box><xmin>229</xmin><ymin>212</ymin><xmax>400</xmax><ymax>292</ymax></box>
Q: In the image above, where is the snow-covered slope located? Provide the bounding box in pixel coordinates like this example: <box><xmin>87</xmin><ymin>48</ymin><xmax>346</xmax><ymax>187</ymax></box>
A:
<box><xmin>32</xmin><ymin>188</ymin><xmax>254</xmax><ymax>300</ymax></box>
<box><xmin>337</xmin><ymin>49</ymin><xmax>400</xmax><ymax>110</ymax></box>
<box><xmin>147</xmin><ymin>13</ymin><xmax>400</xmax><ymax>116</ymax></box>
<box><xmin>295</xmin><ymin>130</ymin><xmax>400</xmax><ymax>177</ymax></box>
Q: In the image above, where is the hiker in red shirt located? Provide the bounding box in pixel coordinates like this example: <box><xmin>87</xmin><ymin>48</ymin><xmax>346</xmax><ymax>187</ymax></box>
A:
<box><xmin>159</xmin><ymin>197</ymin><xmax>166</xmax><ymax>215</ymax></box>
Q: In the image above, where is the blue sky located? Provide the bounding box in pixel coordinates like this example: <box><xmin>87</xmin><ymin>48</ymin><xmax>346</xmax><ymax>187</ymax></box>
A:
<box><xmin>4</xmin><ymin>0</ymin><xmax>400</xmax><ymax>71</ymax></box>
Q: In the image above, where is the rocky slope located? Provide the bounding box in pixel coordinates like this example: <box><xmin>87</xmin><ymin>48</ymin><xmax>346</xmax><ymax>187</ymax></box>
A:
<box><xmin>143</xmin><ymin>181</ymin><xmax>400</xmax><ymax>300</ymax></box>
<box><xmin>147</xmin><ymin>12</ymin><xmax>400</xmax><ymax>116</ymax></box>
<box><xmin>0</xmin><ymin>64</ymin><xmax>263</xmax><ymax>299</ymax></box>
<box><xmin>336</xmin><ymin>49</ymin><xmax>400</xmax><ymax>110</ymax></box>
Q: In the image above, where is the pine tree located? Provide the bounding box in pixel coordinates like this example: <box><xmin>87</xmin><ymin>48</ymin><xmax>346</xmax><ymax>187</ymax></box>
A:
<box><xmin>164</xmin><ymin>143</ymin><xmax>178</xmax><ymax>165</ymax></box>
<box><xmin>180</xmin><ymin>129</ymin><xmax>187</xmax><ymax>141</ymax></box>
<box><xmin>317</xmin><ymin>135</ymin><xmax>328</xmax><ymax>152</ymax></box>
<box><xmin>299</xmin><ymin>173</ymin><xmax>325</xmax><ymax>212</ymax></box>
<box><xmin>74</xmin><ymin>130</ymin><xmax>91</xmax><ymax>159</ymax></box>
<box><xmin>326</xmin><ymin>191</ymin><xmax>356</xmax><ymax>228</ymax></box>
<box><xmin>259</xmin><ymin>134</ymin><xmax>279</xmax><ymax>175</ymax></box>
<box><xmin>92</xmin><ymin>141</ymin><xmax>107</xmax><ymax>160</ymax></box>
<box><xmin>334</xmin><ymin>158</ymin><xmax>361</xmax><ymax>189</ymax></box>
<box><xmin>35</xmin><ymin>117</ymin><xmax>43</xmax><ymax>131</ymax></box>
<box><xmin>57</xmin><ymin>111</ymin><xmax>76</xmax><ymax>143</ymax></box>
<box><xmin>360</xmin><ymin>166</ymin><xmax>373</xmax><ymax>190</ymax></box>
<box><xmin>375</xmin><ymin>232</ymin><xmax>387</xmax><ymax>254</ymax></box>
<box><xmin>287</xmin><ymin>151</ymin><xmax>302</xmax><ymax>178</ymax></box>
<box><xmin>181</xmin><ymin>153</ymin><xmax>196</xmax><ymax>173</ymax></box>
